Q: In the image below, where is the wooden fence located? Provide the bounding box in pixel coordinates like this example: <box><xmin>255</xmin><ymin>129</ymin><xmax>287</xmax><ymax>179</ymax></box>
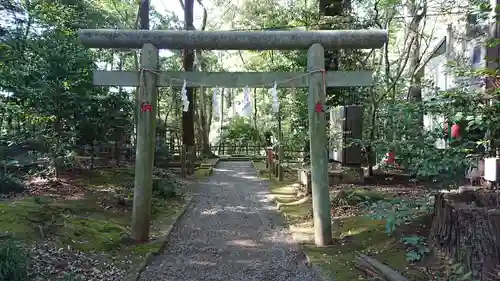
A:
<box><xmin>213</xmin><ymin>143</ymin><xmax>305</xmax><ymax>161</ymax></box>
<box><xmin>74</xmin><ymin>142</ymin><xmax>305</xmax><ymax>166</ymax></box>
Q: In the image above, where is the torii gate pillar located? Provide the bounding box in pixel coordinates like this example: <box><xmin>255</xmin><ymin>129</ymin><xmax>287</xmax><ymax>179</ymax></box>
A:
<box><xmin>307</xmin><ymin>43</ymin><xmax>332</xmax><ymax>246</ymax></box>
<box><xmin>132</xmin><ymin>43</ymin><xmax>158</xmax><ymax>241</ymax></box>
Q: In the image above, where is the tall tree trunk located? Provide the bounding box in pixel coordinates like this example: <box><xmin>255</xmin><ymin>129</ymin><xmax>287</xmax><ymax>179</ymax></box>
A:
<box><xmin>197</xmin><ymin>87</ymin><xmax>212</xmax><ymax>156</ymax></box>
<box><xmin>406</xmin><ymin>0</ymin><xmax>426</xmax><ymax>130</ymax></box>
<box><xmin>485</xmin><ymin>0</ymin><xmax>500</xmax><ymax>156</ymax></box>
<box><xmin>192</xmin><ymin>0</ymin><xmax>211</xmax><ymax>157</ymax></box>
<box><xmin>181</xmin><ymin>0</ymin><xmax>196</xmax><ymax>176</ymax></box>
<box><xmin>207</xmin><ymin>86</ymin><xmax>213</xmax><ymax>137</ymax></box>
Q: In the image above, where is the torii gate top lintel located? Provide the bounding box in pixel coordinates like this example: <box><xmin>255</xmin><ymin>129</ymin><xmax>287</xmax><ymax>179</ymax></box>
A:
<box><xmin>77</xmin><ymin>29</ymin><xmax>388</xmax><ymax>50</ymax></box>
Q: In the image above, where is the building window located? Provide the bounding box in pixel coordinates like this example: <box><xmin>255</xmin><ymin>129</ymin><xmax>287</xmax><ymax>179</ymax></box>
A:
<box><xmin>472</xmin><ymin>45</ymin><xmax>482</xmax><ymax>64</ymax></box>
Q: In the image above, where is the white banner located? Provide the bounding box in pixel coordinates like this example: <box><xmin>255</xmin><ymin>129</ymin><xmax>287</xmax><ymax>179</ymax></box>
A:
<box><xmin>241</xmin><ymin>86</ymin><xmax>252</xmax><ymax>117</ymax></box>
<box><xmin>212</xmin><ymin>86</ymin><xmax>220</xmax><ymax>118</ymax></box>
<box><xmin>270</xmin><ymin>81</ymin><xmax>279</xmax><ymax>113</ymax></box>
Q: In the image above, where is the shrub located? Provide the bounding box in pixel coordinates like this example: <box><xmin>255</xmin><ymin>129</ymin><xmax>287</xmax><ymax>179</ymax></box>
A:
<box><xmin>152</xmin><ymin>179</ymin><xmax>177</xmax><ymax>199</ymax></box>
<box><xmin>0</xmin><ymin>174</ymin><xmax>25</xmax><ymax>195</ymax></box>
<box><xmin>0</xmin><ymin>241</ymin><xmax>29</xmax><ymax>281</ymax></box>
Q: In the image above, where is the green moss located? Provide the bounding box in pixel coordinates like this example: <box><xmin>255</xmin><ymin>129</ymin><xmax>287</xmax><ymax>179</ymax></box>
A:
<box><xmin>0</xmin><ymin>166</ymin><xmax>192</xmax><ymax>281</ymax></box>
<box><xmin>303</xmin><ymin>215</ymin><xmax>427</xmax><ymax>281</ymax></box>
<box><xmin>259</xmin><ymin>160</ymin><xmax>426</xmax><ymax>281</ymax></box>
<box><xmin>303</xmin><ymin>216</ymin><xmax>395</xmax><ymax>280</ymax></box>
<box><xmin>0</xmin><ymin>200</ymin><xmax>42</xmax><ymax>239</ymax></box>
<box><xmin>59</xmin><ymin>217</ymin><xmax>128</xmax><ymax>252</ymax></box>
<box><xmin>132</xmin><ymin>240</ymin><xmax>163</xmax><ymax>255</ymax></box>
<box><xmin>280</xmin><ymin>203</ymin><xmax>312</xmax><ymax>225</ymax></box>
<box><xmin>331</xmin><ymin>188</ymin><xmax>386</xmax><ymax>207</ymax></box>
<box><xmin>194</xmin><ymin>168</ymin><xmax>209</xmax><ymax>179</ymax></box>
<box><xmin>151</xmin><ymin>198</ymin><xmax>183</xmax><ymax>220</ymax></box>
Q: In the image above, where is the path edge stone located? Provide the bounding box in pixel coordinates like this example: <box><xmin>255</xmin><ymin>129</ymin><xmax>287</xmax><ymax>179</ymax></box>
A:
<box><xmin>126</xmin><ymin>193</ymin><xmax>194</xmax><ymax>281</ymax></box>
<box><xmin>251</xmin><ymin>160</ymin><xmax>333</xmax><ymax>281</ymax></box>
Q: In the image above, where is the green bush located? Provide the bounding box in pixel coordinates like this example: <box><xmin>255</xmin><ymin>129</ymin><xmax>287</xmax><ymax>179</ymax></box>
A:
<box><xmin>0</xmin><ymin>241</ymin><xmax>29</xmax><ymax>281</ymax></box>
<box><xmin>0</xmin><ymin>174</ymin><xmax>25</xmax><ymax>195</ymax></box>
<box><xmin>152</xmin><ymin>179</ymin><xmax>176</xmax><ymax>199</ymax></box>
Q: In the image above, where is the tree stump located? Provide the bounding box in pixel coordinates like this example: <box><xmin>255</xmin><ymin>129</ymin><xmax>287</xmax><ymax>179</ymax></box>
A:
<box><xmin>429</xmin><ymin>191</ymin><xmax>500</xmax><ymax>280</ymax></box>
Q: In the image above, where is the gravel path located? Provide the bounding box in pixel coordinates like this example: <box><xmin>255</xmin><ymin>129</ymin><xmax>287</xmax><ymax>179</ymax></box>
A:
<box><xmin>138</xmin><ymin>161</ymin><xmax>322</xmax><ymax>281</ymax></box>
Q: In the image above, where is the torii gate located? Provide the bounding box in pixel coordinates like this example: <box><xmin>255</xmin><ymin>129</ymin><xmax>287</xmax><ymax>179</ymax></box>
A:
<box><xmin>78</xmin><ymin>29</ymin><xmax>387</xmax><ymax>246</ymax></box>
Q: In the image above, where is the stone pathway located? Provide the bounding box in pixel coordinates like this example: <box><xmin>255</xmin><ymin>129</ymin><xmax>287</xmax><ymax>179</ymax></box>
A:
<box><xmin>138</xmin><ymin>161</ymin><xmax>322</xmax><ymax>281</ymax></box>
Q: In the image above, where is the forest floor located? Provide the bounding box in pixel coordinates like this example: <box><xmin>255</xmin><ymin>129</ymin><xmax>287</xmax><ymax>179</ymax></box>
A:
<box><xmin>0</xmin><ymin>158</ymin><xmax>217</xmax><ymax>281</ymax></box>
<box><xmin>253</xmin><ymin>160</ymin><xmax>451</xmax><ymax>281</ymax></box>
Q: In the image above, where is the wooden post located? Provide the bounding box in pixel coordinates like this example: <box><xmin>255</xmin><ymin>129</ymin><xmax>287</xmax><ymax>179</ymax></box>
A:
<box><xmin>131</xmin><ymin>43</ymin><xmax>158</xmax><ymax>241</ymax></box>
<box><xmin>181</xmin><ymin>146</ymin><xmax>187</xmax><ymax>176</ymax></box>
<box><xmin>277</xmin><ymin>106</ymin><xmax>284</xmax><ymax>181</ymax></box>
<box><xmin>307</xmin><ymin>43</ymin><xmax>333</xmax><ymax>246</ymax></box>
<box><xmin>218</xmin><ymin>89</ymin><xmax>224</xmax><ymax>155</ymax></box>
<box><xmin>266</xmin><ymin>147</ymin><xmax>273</xmax><ymax>179</ymax></box>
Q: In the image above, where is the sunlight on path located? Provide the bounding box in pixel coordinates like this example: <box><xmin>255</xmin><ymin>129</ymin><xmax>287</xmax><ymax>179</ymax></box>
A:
<box><xmin>138</xmin><ymin>161</ymin><xmax>321</xmax><ymax>281</ymax></box>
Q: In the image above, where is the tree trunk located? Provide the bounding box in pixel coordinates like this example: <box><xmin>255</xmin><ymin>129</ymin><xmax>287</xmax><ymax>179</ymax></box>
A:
<box><xmin>429</xmin><ymin>191</ymin><xmax>500</xmax><ymax>281</ymax></box>
<box><xmin>198</xmin><ymin>87</ymin><xmax>211</xmax><ymax>156</ymax></box>
<box><xmin>406</xmin><ymin>0</ymin><xmax>426</xmax><ymax>130</ymax></box>
<box><xmin>367</xmin><ymin>100</ymin><xmax>377</xmax><ymax>176</ymax></box>
<box><xmin>181</xmin><ymin>0</ymin><xmax>196</xmax><ymax>176</ymax></box>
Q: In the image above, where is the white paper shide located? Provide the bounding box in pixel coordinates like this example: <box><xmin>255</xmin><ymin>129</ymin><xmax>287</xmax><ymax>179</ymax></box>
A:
<box><xmin>270</xmin><ymin>81</ymin><xmax>279</xmax><ymax>113</ymax></box>
<box><xmin>241</xmin><ymin>85</ymin><xmax>252</xmax><ymax>117</ymax></box>
<box><xmin>212</xmin><ymin>86</ymin><xmax>220</xmax><ymax>118</ymax></box>
<box><xmin>181</xmin><ymin>79</ymin><xmax>189</xmax><ymax>112</ymax></box>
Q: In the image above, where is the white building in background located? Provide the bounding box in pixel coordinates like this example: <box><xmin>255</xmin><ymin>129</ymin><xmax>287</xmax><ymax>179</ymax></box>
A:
<box><xmin>417</xmin><ymin>6</ymin><xmax>490</xmax><ymax>148</ymax></box>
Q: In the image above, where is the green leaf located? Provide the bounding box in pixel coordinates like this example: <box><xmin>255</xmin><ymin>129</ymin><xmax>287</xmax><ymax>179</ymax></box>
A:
<box><xmin>405</xmin><ymin>251</ymin><xmax>421</xmax><ymax>262</ymax></box>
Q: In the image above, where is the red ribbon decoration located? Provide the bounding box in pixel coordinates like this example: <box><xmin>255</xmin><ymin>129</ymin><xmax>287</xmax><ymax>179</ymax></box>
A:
<box><xmin>315</xmin><ymin>102</ymin><xmax>324</xmax><ymax>113</ymax></box>
<box><xmin>313</xmin><ymin>69</ymin><xmax>327</xmax><ymax>114</ymax></box>
<box><xmin>140</xmin><ymin>102</ymin><xmax>152</xmax><ymax>112</ymax></box>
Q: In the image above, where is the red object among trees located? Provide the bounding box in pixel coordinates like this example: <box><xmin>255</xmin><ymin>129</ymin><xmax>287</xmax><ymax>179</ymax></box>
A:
<box><xmin>386</xmin><ymin>151</ymin><xmax>396</xmax><ymax>164</ymax></box>
<box><xmin>451</xmin><ymin>123</ymin><xmax>461</xmax><ymax>138</ymax></box>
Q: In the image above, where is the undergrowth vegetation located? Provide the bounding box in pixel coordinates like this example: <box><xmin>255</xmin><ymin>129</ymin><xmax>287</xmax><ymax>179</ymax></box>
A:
<box><xmin>0</xmin><ymin>165</ymin><xmax>190</xmax><ymax>280</ymax></box>
<box><xmin>0</xmin><ymin>174</ymin><xmax>25</xmax><ymax>195</ymax></box>
<box><xmin>0</xmin><ymin>241</ymin><xmax>29</xmax><ymax>281</ymax></box>
<box><xmin>0</xmin><ymin>241</ymin><xmax>82</xmax><ymax>281</ymax></box>
<box><xmin>254</xmin><ymin>159</ymin><xmax>477</xmax><ymax>281</ymax></box>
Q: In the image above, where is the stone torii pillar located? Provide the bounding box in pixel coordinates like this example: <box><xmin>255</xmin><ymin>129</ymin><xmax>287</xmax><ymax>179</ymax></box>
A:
<box><xmin>78</xmin><ymin>29</ymin><xmax>388</xmax><ymax>246</ymax></box>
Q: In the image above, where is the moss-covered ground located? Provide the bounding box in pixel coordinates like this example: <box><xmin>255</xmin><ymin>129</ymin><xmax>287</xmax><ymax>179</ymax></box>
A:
<box><xmin>253</xmin><ymin>160</ymin><xmax>440</xmax><ymax>281</ymax></box>
<box><xmin>0</xmin><ymin>160</ymin><xmax>217</xmax><ymax>280</ymax></box>
<box><xmin>194</xmin><ymin>157</ymin><xmax>219</xmax><ymax>179</ymax></box>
